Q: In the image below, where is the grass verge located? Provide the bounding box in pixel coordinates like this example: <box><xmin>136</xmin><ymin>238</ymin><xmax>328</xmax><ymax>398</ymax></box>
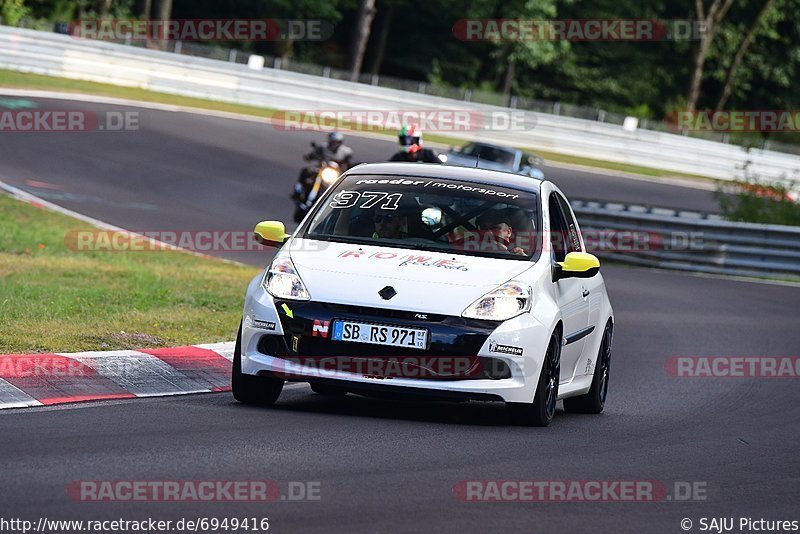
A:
<box><xmin>0</xmin><ymin>194</ymin><xmax>259</xmax><ymax>353</ymax></box>
<box><xmin>1</xmin><ymin>69</ymin><xmax>711</xmax><ymax>182</ymax></box>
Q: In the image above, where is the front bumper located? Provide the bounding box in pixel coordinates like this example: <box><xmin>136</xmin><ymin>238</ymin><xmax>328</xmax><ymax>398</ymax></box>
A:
<box><xmin>241</xmin><ymin>284</ymin><xmax>550</xmax><ymax>403</ymax></box>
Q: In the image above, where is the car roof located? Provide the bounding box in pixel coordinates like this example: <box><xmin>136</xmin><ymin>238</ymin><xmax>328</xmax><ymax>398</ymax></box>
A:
<box><xmin>347</xmin><ymin>163</ymin><xmax>543</xmax><ymax>192</ymax></box>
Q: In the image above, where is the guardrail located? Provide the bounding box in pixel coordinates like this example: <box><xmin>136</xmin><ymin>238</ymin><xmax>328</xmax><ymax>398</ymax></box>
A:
<box><xmin>572</xmin><ymin>200</ymin><xmax>800</xmax><ymax>279</ymax></box>
<box><xmin>1</xmin><ymin>26</ymin><xmax>799</xmax><ymax>185</ymax></box>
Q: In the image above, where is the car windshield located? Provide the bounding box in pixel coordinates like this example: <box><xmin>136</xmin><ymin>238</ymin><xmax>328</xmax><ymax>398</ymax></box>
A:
<box><xmin>304</xmin><ymin>174</ymin><xmax>540</xmax><ymax>260</ymax></box>
<box><xmin>460</xmin><ymin>144</ymin><xmax>517</xmax><ymax>167</ymax></box>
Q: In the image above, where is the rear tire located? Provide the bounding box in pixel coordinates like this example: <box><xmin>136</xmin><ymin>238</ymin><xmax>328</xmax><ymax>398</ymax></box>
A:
<box><xmin>232</xmin><ymin>323</ymin><xmax>284</xmax><ymax>406</ymax></box>
<box><xmin>507</xmin><ymin>332</ymin><xmax>561</xmax><ymax>427</ymax></box>
<box><xmin>310</xmin><ymin>383</ymin><xmax>348</xmax><ymax>396</ymax></box>
<box><xmin>563</xmin><ymin>321</ymin><xmax>613</xmax><ymax>414</ymax></box>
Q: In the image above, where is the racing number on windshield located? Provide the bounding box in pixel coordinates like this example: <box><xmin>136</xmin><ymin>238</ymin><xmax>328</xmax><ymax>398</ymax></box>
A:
<box><xmin>330</xmin><ymin>191</ymin><xmax>402</xmax><ymax>210</ymax></box>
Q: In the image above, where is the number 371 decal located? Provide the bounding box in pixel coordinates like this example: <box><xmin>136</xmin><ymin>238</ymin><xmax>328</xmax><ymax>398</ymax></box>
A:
<box><xmin>330</xmin><ymin>191</ymin><xmax>402</xmax><ymax>210</ymax></box>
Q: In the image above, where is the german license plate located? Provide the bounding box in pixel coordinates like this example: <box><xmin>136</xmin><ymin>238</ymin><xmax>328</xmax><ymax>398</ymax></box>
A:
<box><xmin>331</xmin><ymin>320</ymin><xmax>428</xmax><ymax>350</ymax></box>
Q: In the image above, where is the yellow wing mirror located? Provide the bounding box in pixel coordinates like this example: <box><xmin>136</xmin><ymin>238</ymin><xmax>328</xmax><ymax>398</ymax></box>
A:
<box><xmin>254</xmin><ymin>221</ymin><xmax>290</xmax><ymax>248</ymax></box>
<box><xmin>556</xmin><ymin>252</ymin><xmax>600</xmax><ymax>280</ymax></box>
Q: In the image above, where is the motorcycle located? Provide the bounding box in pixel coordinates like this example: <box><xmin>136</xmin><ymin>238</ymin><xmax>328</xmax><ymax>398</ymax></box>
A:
<box><xmin>292</xmin><ymin>142</ymin><xmax>344</xmax><ymax>223</ymax></box>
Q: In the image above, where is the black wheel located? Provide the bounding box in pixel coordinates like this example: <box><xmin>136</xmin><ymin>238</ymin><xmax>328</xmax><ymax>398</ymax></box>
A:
<box><xmin>232</xmin><ymin>323</ymin><xmax>284</xmax><ymax>406</ymax></box>
<box><xmin>507</xmin><ymin>331</ymin><xmax>561</xmax><ymax>427</ymax></box>
<box><xmin>563</xmin><ymin>321</ymin><xmax>613</xmax><ymax>414</ymax></box>
<box><xmin>310</xmin><ymin>383</ymin><xmax>347</xmax><ymax>396</ymax></box>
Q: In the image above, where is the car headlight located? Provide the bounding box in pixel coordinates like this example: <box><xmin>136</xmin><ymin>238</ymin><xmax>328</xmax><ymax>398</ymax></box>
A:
<box><xmin>319</xmin><ymin>166</ymin><xmax>340</xmax><ymax>185</ymax></box>
<box><xmin>462</xmin><ymin>281</ymin><xmax>531</xmax><ymax>321</ymax></box>
<box><xmin>263</xmin><ymin>256</ymin><xmax>310</xmax><ymax>301</ymax></box>
<box><xmin>438</xmin><ymin>153</ymin><xmax>448</xmax><ymax>163</ymax></box>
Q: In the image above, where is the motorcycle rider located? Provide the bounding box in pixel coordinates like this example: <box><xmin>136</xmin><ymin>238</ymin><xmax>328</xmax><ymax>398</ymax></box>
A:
<box><xmin>313</xmin><ymin>131</ymin><xmax>354</xmax><ymax>168</ymax></box>
<box><xmin>293</xmin><ymin>131</ymin><xmax>353</xmax><ymax>201</ymax></box>
<box><xmin>389</xmin><ymin>124</ymin><xmax>441</xmax><ymax>163</ymax></box>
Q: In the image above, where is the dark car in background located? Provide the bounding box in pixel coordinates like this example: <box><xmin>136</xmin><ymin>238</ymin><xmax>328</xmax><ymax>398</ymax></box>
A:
<box><xmin>444</xmin><ymin>142</ymin><xmax>545</xmax><ymax>179</ymax></box>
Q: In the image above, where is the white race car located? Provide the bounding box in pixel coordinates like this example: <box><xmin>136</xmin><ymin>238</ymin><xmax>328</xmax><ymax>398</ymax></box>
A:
<box><xmin>234</xmin><ymin>163</ymin><xmax>614</xmax><ymax>426</ymax></box>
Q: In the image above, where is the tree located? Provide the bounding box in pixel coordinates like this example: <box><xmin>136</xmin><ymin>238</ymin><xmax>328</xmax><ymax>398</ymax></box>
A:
<box><xmin>686</xmin><ymin>0</ymin><xmax>736</xmax><ymax>111</ymax></box>
<box><xmin>348</xmin><ymin>0</ymin><xmax>377</xmax><ymax>81</ymax></box>
<box><xmin>366</xmin><ymin>0</ymin><xmax>395</xmax><ymax>75</ymax></box>
<box><xmin>715</xmin><ymin>0</ymin><xmax>777</xmax><ymax>109</ymax></box>
<box><xmin>154</xmin><ymin>0</ymin><xmax>171</xmax><ymax>23</ymax></box>
<box><xmin>0</xmin><ymin>0</ymin><xmax>30</xmax><ymax>26</ymax></box>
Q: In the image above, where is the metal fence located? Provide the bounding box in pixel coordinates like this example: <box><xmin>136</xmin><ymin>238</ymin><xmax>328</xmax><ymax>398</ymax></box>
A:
<box><xmin>572</xmin><ymin>200</ymin><xmax>800</xmax><ymax>279</ymax></box>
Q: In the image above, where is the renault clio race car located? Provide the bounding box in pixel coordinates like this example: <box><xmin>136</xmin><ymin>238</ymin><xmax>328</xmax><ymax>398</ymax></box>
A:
<box><xmin>234</xmin><ymin>163</ymin><xmax>613</xmax><ymax>426</ymax></box>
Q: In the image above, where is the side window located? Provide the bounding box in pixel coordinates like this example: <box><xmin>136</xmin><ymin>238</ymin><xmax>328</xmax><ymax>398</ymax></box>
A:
<box><xmin>557</xmin><ymin>194</ymin><xmax>583</xmax><ymax>254</ymax></box>
<box><xmin>548</xmin><ymin>195</ymin><xmax>568</xmax><ymax>262</ymax></box>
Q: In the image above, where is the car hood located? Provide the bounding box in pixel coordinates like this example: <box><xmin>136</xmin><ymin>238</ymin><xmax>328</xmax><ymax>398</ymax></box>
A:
<box><xmin>287</xmin><ymin>239</ymin><xmax>533</xmax><ymax>315</ymax></box>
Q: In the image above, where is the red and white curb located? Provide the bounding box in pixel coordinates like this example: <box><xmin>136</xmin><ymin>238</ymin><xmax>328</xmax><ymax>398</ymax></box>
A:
<box><xmin>0</xmin><ymin>342</ymin><xmax>235</xmax><ymax>410</ymax></box>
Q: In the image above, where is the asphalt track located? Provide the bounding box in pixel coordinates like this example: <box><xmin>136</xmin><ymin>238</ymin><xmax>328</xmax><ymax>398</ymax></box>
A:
<box><xmin>0</xmin><ymin>97</ymin><xmax>721</xmax><ymax>264</ymax></box>
<box><xmin>1</xmin><ymin>95</ymin><xmax>798</xmax><ymax>533</ymax></box>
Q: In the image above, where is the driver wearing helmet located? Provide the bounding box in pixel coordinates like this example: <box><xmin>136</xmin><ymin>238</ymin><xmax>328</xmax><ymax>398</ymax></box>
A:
<box><xmin>389</xmin><ymin>124</ymin><xmax>442</xmax><ymax>163</ymax></box>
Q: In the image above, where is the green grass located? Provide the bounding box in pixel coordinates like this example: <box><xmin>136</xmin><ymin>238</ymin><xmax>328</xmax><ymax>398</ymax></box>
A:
<box><xmin>0</xmin><ymin>194</ymin><xmax>260</xmax><ymax>353</ymax></box>
<box><xmin>0</xmin><ymin>68</ymin><xmax>713</xmax><ymax>182</ymax></box>
<box><xmin>0</xmin><ymin>69</ymin><xmax>279</xmax><ymax>118</ymax></box>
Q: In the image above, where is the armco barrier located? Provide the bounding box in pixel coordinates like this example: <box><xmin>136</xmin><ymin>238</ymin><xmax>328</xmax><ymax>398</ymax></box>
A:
<box><xmin>1</xmin><ymin>26</ymin><xmax>800</xmax><ymax>184</ymax></box>
<box><xmin>572</xmin><ymin>200</ymin><xmax>800</xmax><ymax>279</ymax></box>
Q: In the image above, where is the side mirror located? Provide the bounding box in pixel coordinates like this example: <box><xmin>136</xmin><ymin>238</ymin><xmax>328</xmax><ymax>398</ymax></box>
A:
<box><xmin>555</xmin><ymin>252</ymin><xmax>600</xmax><ymax>280</ymax></box>
<box><xmin>254</xmin><ymin>221</ymin><xmax>289</xmax><ymax>248</ymax></box>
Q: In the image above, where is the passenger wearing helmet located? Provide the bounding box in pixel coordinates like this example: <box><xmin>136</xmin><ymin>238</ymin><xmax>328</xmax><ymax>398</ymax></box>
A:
<box><xmin>389</xmin><ymin>124</ymin><xmax>442</xmax><ymax>164</ymax></box>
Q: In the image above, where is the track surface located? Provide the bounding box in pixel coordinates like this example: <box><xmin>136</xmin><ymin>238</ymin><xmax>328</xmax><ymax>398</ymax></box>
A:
<box><xmin>1</xmin><ymin>96</ymin><xmax>798</xmax><ymax>533</ymax></box>
<box><xmin>0</xmin><ymin>97</ymin><xmax>720</xmax><ymax>264</ymax></box>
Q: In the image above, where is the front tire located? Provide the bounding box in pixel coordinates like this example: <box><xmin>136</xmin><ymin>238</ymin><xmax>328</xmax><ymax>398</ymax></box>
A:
<box><xmin>507</xmin><ymin>332</ymin><xmax>561</xmax><ymax>427</ymax></box>
<box><xmin>232</xmin><ymin>323</ymin><xmax>284</xmax><ymax>406</ymax></box>
<box><xmin>563</xmin><ymin>321</ymin><xmax>613</xmax><ymax>414</ymax></box>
